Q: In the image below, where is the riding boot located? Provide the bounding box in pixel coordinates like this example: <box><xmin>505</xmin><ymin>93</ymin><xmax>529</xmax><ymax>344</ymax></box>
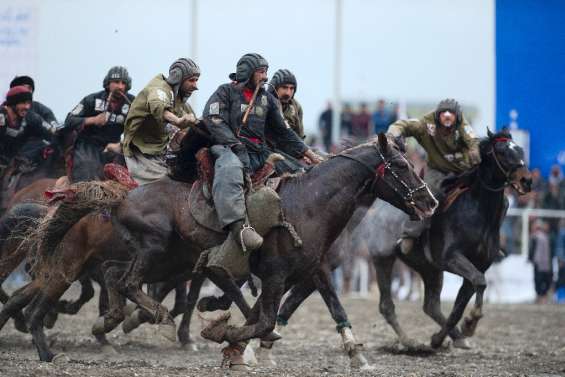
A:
<box><xmin>205</xmin><ymin>220</ymin><xmax>263</xmax><ymax>281</ymax></box>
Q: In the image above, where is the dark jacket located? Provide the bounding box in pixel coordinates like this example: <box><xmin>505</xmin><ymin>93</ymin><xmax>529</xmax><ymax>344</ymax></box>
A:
<box><xmin>203</xmin><ymin>82</ymin><xmax>307</xmax><ymax>172</ymax></box>
<box><xmin>64</xmin><ymin>90</ymin><xmax>135</xmax><ymax>147</ymax></box>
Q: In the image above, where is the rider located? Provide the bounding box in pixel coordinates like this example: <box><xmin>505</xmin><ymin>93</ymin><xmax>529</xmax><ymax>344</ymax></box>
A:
<box><xmin>63</xmin><ymin>66</ymin><xmax>135</xmax><ymax>182</ymax></box>
<box><xmin>269</xmin><ymin>69</ymin><xmax>304</xmax><ymax>139</ymax></box>
<box><xmin>0</xmin><ymin>86</ymin><xmax>55</xmax><ymax>183</ymax></box>
<box><xmin>10</xmin><ymin>75</ymin><xmax>59</xmax><ymax>132</ymax></box>
<box><xmin>123</xmin><ymin>58</ymin><xmax>199</xmax><ymax>185</ymax></box>
<box><xmin>387</xmin><ymin>98</ymin><xmax>481</xmax><ymax>254</ymax></box>
<box><xmin>202</xmin><ymin>53</ymin><xmax>321</xmax><ymax>270</ymax></box>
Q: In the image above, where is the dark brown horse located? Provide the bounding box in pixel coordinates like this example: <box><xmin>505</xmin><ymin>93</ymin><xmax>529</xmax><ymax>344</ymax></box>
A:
<box><xmin>102</xmin><ymin>134</ymin><xmax>437</xmax><ymax>370</ymax></box>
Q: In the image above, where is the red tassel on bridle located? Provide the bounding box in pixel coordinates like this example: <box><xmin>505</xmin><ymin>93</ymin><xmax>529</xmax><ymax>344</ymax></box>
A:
<box><xmin>376</xmin><ymin>163</ymin><xmax>386</xmax><ymax>178</ymax></box>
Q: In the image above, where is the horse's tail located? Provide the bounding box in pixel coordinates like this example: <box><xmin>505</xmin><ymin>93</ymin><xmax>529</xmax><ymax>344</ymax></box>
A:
<box><xmin>0</xmin><ymin>203</ymin><xmax>47</xmax><ymax>280</ymax></box>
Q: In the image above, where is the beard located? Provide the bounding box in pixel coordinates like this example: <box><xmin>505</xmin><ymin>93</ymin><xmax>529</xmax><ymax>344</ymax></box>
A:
<box><xmin>280</xmin><ymin>95</ymin><xmax>291</xmax><ymax>103</ymax></box>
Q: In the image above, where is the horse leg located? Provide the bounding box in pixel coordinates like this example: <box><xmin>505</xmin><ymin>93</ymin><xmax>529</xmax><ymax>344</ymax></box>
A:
<box><xmin>170</xmin><ymin>281</ymin><xmax>188</xmax><ymax>317</ymax></box>
<box><xmin>460</xmin><ymin>265</ymin><xmax>488</xmax><ymax>338</ymax></box>
<box><xmin>256</xmin><ymin>277</ymin><xmax>316</xmax><ymax>367</ymax></box>
<box><xmin>0</xmin><ymin>281</ymin><xmax>39</xmax><ymax>332</ymax></box>
<box><xmin>56</xmin><ymin>275</ymin><xmax>95</xmax><ymax>314</ymax></box>
<box><xmin>91</xmin><ymin>277</ymin><xmax>119</xmax><ymax>354</ymax></box>
<box><xmin>314</xmin><ymin>266</ymin><xmax>370</xmax><ymax>369</ymax></box>
<box><xmin>92</xmin><ymin>263</ymin><xmax>129</xmax><ymax>337</ymax></box>
<box><xmin>177</xmin><ymin>276</ymin><xmax>204</xmax><ymax>349</ymax></box>
<box><xmin>205</xmin><ymin>271</ymin><xmax>252</xmax><ymax>318</ymax></box>
<box><xmin>430</xmin><ymin>253</ymin><xmax>485</xmax><ymax>348</ymax></box>
<box><xmin>374</xmin><ymin>255</ymin><xmax>418</xmax><ymax>349</ymax></box>
<box><xmin>398</xmin><ymin>251</ymin><xmax>468</xmax><ymax>348</ymax></box>
<box><xmin>0</xmin><ymin>279</ymin><xmax>28</xmax><ymax>333</ymax></box>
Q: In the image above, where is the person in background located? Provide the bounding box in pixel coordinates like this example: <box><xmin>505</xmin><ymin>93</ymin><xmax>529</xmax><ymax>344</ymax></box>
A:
<box><xmin>529</xmin><ymin>219</ymin><xmax>553</xmax><ymax>304</ymax></box>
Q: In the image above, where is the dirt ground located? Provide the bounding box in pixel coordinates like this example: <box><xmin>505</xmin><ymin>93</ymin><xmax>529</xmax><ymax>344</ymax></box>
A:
<box><xmin>0</xmin><ymin>286</ymin><xmax>564</xmax><ymax>377</ymax></box>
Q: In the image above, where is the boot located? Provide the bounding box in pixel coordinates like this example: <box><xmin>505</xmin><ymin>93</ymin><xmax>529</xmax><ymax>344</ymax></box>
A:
<box><xmin>230</xmin><ymin>220</ymin><xmax>263</xmax><ymax>253</ymax></box>
<box><xmin>400</xmin><ymin>237</ymin><xmax>415</xmax><ymax>255</ymax></box>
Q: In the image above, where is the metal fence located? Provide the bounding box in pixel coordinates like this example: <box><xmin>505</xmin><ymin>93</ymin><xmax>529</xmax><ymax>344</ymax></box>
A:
<box><xmin>506</xmin><ymin>208</ymin><xmax>565</xmax><ymax>255</ymax></box>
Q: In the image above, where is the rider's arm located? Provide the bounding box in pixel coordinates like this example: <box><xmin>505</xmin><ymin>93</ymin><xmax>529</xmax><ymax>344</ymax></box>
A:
<box><xmin>32</xmin><ymin>101</ymin><xmax>59</xmax><ymax>130</ymax></box>
<box><xmin>459</xmin><ymin>117</ymin><xmax>481</xmax><ymax>164</ymax></box>
<box><xmin>386</xmin><ymin>118</ymin><xmax>423</xmax><ymax>138</ymax></box>
<box><xmin>64</xmin><ymin>95</ymin><xmax>99</xmax><ymax>131</ymax></box>
<box><xmin>295</xmin><ymin>101</ymin><xmax>305</xmax><ymax>139</ymax></box>
<box><xmin>26</xmin><ymin>111</ymin><xmax>54</xmax><ymax>141</ymax></box>
<box><xmin>265</xmin><ymin>94</ymin><xmax>308</xmax><ymax>159</ymax></box>
<box><xmin>203</xmin><ymin>84</ymin><xmax>251</xmax><ymax>171</ymax></box>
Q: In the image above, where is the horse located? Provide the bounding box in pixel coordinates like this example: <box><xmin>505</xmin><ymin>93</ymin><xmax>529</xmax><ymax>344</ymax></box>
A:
<box><xmin>365</xmin><ymin>130</ymin><xmax>532</xmax><ymax>350</ymax></box>
<box><xmin>107</xmin><ymin>133</ymin><xmax>436</xmax><ymax>370</ymax></box>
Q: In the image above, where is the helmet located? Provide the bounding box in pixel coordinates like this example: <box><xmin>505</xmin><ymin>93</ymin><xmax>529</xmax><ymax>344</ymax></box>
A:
<box><xmin>229</xmin><ymin>53</ymin><xmax>268</xmax><ymax>83</ymax></box>
<box><xmin>5</xmin><ymin>85</ymin><xmax>33</xmax><ymax>106</ymax></box>
<box><xmin>10</xmin><ymin>75</ymin><xmax>35</xmax><ymax>92</ymax></box>
<box><xmin>269</xmin><ymin>69</ymin><xmax>298</xmax><ymax>95</ymax></box>
<box><xmin>103</xmin><ymin>66</ymin><xmax>132</xmax><ymax>91</ymax></box>
<box><xmin>435</xmin><ymin>98</ymin><xmax>462</xmax><ymax>126</ymax></box>
<box><xmin>166</xmin><ymin>58</ymin><xmax>200</xmax><ymax>86</ymax></box>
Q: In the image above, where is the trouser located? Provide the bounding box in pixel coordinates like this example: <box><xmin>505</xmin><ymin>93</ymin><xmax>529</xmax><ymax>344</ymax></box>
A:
<box><xmin>401</xmin><ymin>168</ymin><xmax>448</xmax><ymax>239</ymax></box>
<box><xmin>210</xmin><ymin>145</ymin><xmax>246</xmax><ymax>229</ymax></box>
<box><xmin>125</xmin><ymin>150</ymin><xmax>168</xmax><ymax>185</ymax></box>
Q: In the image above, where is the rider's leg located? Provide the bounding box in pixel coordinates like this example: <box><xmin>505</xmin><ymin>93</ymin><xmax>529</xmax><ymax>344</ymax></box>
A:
<box><xmin>400</xmin><ymin>168</ymin><xmax>446</xmax><ymax>255</ymax></box>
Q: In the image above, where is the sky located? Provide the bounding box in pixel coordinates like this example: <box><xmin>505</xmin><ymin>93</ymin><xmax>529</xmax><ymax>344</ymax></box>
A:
<box><xmin>1</xmin><ymin>0</ymin><xmax>494</xmax><ymax>135</ymax></box>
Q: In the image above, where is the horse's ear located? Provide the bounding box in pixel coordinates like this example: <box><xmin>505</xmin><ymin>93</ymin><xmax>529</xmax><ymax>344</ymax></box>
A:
<box><xmin>377</xmin><ymin>132</ymin><xmax>388</xmax><ymax>153</ymax></box>
<box><xmin>487</xmin><ymin>127</ymin><xmax>494</xmax><ymax>138</ymax></box>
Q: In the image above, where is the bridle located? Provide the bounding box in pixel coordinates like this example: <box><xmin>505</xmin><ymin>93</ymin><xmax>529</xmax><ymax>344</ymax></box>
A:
<box><xmin>337</xmin><ymin>142</ymin><xmax>429</xmax><ymax>205</ymax></box>
<box><xmin>479</xmin><ymin>137</ymin><xmax>519</xmax><ymax>192</ymax></box>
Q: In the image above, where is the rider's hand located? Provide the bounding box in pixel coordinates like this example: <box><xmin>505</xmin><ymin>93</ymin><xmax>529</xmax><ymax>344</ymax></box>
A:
<box><xmin>304</xmin><ymin>149</ymin><xmax>322</xmax><ymax>165</ymax></box>
<box><xmin>104</xmin><ymin>142</ymin><xmax>122</xmax><ymax>154</ymax></box>
<box><xmin>177</xmin><ymin>113</ymin><xmax>197</xmax><ymax>128</ymax></box>
<box><xmin>86</xmin><ymin>112</ymin><xmax>108</xmax><ymax>127</ymax></box>
<box><xmin>469</xmin><ymin>149</ymin><xmax>481</xmax><ymax>165</ymax></box>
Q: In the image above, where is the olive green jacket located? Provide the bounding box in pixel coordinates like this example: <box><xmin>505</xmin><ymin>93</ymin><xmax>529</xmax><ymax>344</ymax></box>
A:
<box><xmin>282</xmin><ymin>98</ymin><xmax>304</xmax><ymax>139</ymax></box>
<box><xmin>123</xmin><ymin>75</ymin><xmax>194</xmax><ymax>156</ymax></box>
<box><xmin>387</xmin><ymin>111</ymin><xmax>480</xmax><ymax>174</ymax></box>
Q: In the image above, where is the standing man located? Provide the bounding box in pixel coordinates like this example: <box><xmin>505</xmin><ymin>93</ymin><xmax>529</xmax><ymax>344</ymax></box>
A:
<box><xmin>269</xmin><ymin>69</ymin><xmax>304</xmax><ymax>139</ymax></box>
<box><xmin>63</xmin><ymin>66</ymin><xmax>135</xmax><ymax>182</ymax></box>
<box><xmin>202</xmin><ymin>53</ymin><xmax>320</xmax><ymax>275</ymax></box>
<box><xmin>10</xmin><ymin>75</ymin><xmax>59</xmax><ymax>132</ymax></box>
<box><xmin>387</xmin><ymin>98</ymin><xmax>480</xmax><ymax>254</ymax></box>
<box><xmin>123</xmin><ymin>58</ymin><xmax>199</xmax><ymax>185</ymax></box>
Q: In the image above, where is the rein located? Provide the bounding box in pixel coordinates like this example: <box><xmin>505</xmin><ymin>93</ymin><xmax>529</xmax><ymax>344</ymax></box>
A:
<box><xmin>479</xmin><ymin>137</ymin><xmax>513</xmax><ymax>192</ymax></box>
<box><xmin>335</xmin><ymin>143</ymin><xmax>427</xmax><ymax>204</ymax></box>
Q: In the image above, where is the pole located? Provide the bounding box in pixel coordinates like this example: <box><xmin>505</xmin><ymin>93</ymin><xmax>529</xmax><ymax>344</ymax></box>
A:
<box><xmin>332</xmin><ymin>0</ymin><xmax>342</xmax><ymax>149</ymax></box>
<box><xmin>191</xmin><ymin>0</ymin><xmax>199</xmax><ymax>110</ymax></box>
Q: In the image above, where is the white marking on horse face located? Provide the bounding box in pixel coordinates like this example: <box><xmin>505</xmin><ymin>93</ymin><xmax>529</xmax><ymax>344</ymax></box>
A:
<box><xmin>508</xmin><ymin>141</ymin><xmax>519</xmax><ymax>152</ymax></box>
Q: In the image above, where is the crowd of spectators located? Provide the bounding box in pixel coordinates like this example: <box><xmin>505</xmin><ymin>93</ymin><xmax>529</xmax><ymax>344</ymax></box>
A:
<box><xmin>317</xmin><ymin>100</ymin><xmax>565</xmax><ymax>304</ymax></box>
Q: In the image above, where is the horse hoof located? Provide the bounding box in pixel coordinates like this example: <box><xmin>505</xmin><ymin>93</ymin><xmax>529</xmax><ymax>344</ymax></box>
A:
<box><xmin>101</xmin><ymin>344</ymin><xmax>119</xmax><ymax>355</ymax></box>
<box><xmin>254</xmin><ymin>346</ymin><xmax>275</xmax><ymax>367</ymax></box>
<box><xmin>452</xmin><ymin>337</ymin><xmax>472</xmax><ymax>349</ymax></box>
<box><xmin>52</xmin><ymin>353</ymin><xmax>70</xmax><ymax>364</ymax></box>
<box><xmin>262</xmin><ymin>329</ymin><xmax>282</xmax><ymax>342</ymax></box>
<box><xmin>229</xmin><ymin>363</ymin><xmax>251</xmax><ymax>372</ymax></box>
<box><xmin>158</xmin><ymin>323</ymin><xmax>177</xmax><ymax>343</ymax></box>
<box><xmin>244</xmin><ymin>345</ymin><xmax>258</xmax><ymax>366</ymax></box>
<box><xmin>123</xmin><ymin>303</ymin><xmax>137</xmax><ymax>317</ymax></box>
<box><xmin>92</xmin><ymin>316</ymin><xmax>106</xmax><ymax>336</ymax></box>
<box><xmin>350</xmin><ymin>351</ymin><xmax>369</xmax><ymax>369</ymax></box>
<box><xmin>430</xmin><ymin>333</ymin><xmax>444</xmax><ymax>349</ymax></box>
<box><xmin>122</xmin><ymin>310</ymin><xmax>141</xmax><ymax>334</ymax></box>
<box><xmin>181</xmin><ymin>342</ymin><xmax>198</xmax><ymax>352</ymax></box>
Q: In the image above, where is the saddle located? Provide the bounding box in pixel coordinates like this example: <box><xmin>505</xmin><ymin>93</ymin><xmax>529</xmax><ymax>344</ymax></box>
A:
<box><xmin>188</xmin><ymin>148</ymin><xmax>287</xmax><ymax>234</ymax></box>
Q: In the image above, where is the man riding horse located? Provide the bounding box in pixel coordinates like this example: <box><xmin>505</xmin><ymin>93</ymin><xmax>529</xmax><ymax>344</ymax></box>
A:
<box><xmin>387</xmin><ymin>98</ymin><xmax>481</xmax><ymax>255</ymax></box>
<box><xmin>202</xmin><ymin>52</ymin><xmax>321</xmax><ymax>278</ymax></box>
<box><xmin>62</xmin><ymin>66</ymin><xmax>135</xmax><ymax>182</ymax></box>
<box><xmin>10</xmin><ymin>75</ymin><xmax>60</xmax><ymax>132</ymax></box>
<box><xmin>269</xmin><ymin>69</ymin><xmax>304</xmax><ymax>139</ymax></box>
<box><xmin>0</xmin><ymin>86</ymin><xmax>55</xmax><ymax>209</ymax></box>
<box><xmin>123</xmin><ymin>58</ymin><xmax>199</xmax><ymax>185</ymax></box>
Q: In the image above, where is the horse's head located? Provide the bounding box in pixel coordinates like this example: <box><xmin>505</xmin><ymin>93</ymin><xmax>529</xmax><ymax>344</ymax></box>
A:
<box><xmin>367</xmin><ymin>133</ymin><xmax>438</xmax><ymax>220</ymax></box>
<box><xmin>483</xmin><ymin>129</ymin><xmax>532</xmax><ymax>195</ymax></box>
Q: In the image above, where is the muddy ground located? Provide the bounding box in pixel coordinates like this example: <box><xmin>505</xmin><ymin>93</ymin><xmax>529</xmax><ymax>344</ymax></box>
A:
<box><xmin>0</xmin><ymin>285</ymin><xmax>564</xmax><ymax>377</ymax></box>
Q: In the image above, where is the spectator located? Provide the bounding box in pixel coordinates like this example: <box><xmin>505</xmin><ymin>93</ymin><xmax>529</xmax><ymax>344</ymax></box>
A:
<box><xmin>351</xmin><ymin>103</ymin><xmax>371</xmax><ymax>140</ymax></box>
<box><xmin>529</xmin><ymin>168</ymin><xmax>546</xmax><ymax>207</ymax></box>
<box><xmin>548</xmin><ymin>164</ymin><xmax>563</xmax><ymax>187</ymax></box>
<box><xmin>529</xmin><ymin>219</ymin><xmax>553</xmax><ymax>304</ymax></box>
<box><xmin>371</xmin><ymin>99</ymin><xmax>394</xmax><ymax>134</ymax></box>
<box><xmin>341</xmin><ymin>103</ymin><xmax>354</xmax><ymax>137</ymax></box>
<box><xmin>318</xmin><ymin>102</ymin><xmax>333</xmax><ymax>152</ymax></box>
<box><xmin>555</xmin><ymin>219</ymin><xmax>565</xmax><ymax>303</ymax></box>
